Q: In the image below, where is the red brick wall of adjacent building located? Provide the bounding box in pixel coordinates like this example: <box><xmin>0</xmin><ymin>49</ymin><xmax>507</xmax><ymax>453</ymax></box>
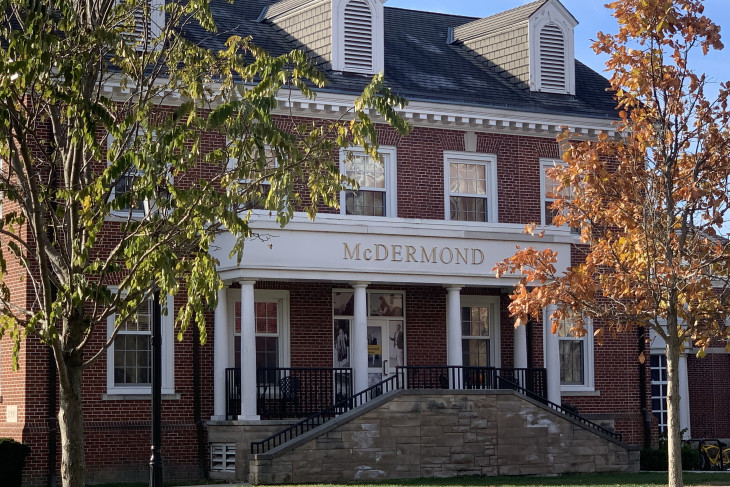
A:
<box><xmin>688</xmin><ymin>353</ymin><xmax>730</xmax><ymax>439</ymax></box>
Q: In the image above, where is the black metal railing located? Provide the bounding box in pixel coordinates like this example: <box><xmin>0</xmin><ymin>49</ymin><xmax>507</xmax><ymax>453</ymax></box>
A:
<box><xmin>251</xmin><ymin>373</ymin><xmax>399</xmax><ymax>454</ymax></box>
<box><xmin>225</xmin><ymin>367</ymin><xmax>352</xmax><ymax>420</ymax></box>
<box><xmin>398</xmin><ymin>365</ymin><xmax>547</xmax><ymax>398</ymax></box>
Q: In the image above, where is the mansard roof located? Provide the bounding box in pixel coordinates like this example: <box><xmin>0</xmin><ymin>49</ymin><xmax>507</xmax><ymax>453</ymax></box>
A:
<box><xmin>181</xmin><ymin>0</ymin><xmax>617</xmax><ymax>121</ymax></box>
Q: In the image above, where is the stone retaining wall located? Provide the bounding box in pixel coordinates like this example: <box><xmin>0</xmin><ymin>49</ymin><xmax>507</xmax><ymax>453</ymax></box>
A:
<box><xmin>249</xmin><ymin>390</ymin><xmax>639</xmax><ymax>483</ymax></box>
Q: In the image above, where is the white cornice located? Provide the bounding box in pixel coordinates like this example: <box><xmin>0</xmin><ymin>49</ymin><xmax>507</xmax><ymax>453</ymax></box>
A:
<box><xmin>99</xmin><ymin>77</ymin><xmax>617</xmax><ymax>137</ymax></box>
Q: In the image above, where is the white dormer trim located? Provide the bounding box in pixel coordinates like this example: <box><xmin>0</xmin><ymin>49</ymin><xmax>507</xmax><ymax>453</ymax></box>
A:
<box><xmin>529</xmin><ymin>0</ymin><xmax>576</xmax><ymax>95</ymax></box>
<box><xmin>331</xmin><ymin>0</ymin><xmax>385</xmax><ymax>74</ymax></box>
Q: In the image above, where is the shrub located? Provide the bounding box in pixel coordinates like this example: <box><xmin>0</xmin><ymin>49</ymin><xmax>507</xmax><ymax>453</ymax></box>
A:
<box><xmin>0</xmin><ymin>438</ymin><xmax>31</xmax><ymax>487</ymax></box>
<box><xmin>640</xmin><ymin>443</ymin><xmax>703</xmax><ymax>471</ymax></box>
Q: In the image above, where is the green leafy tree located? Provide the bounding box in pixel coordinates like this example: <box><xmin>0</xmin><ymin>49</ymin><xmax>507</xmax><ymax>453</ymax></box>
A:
<box><xmin>0</xmin><ymin>1</ymin><xmax>409</xmax><ymax>486</ymax></box>
<box><xmin>495</xmin><ymin>2</ymin><xmax>729</xmax><ymax>486</ymax></box>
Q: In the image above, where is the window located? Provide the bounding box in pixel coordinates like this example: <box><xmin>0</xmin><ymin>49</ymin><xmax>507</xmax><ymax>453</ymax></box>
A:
<box><xmin>340</xmin><ymin>147</ymin><xmax>396</xmax><ymax>217</ymax></box>
<box><xmin>106</xmin><ymin>293</ymin><xmax>174</xmax><ymax>395</ymax></box>
<box><xmin>556</xmin><ymin>312</ymin><xmax>594</xmax><ymax>391</ymax></box>
<box><xmin>460</xmin><ymin>296</ymin><xmax>500</xmax><ymax>368</ymax></box>
<box><xmin>444</xmin><ymin>152</ymin><xmax>497</xmax><ymax>222</ymax></box>
<box><xmin>227</xmin><ymin>143</ymin><xmax>278</xmax><ymax>210</ymax></box>
<box><xmin>650</xmin><ymin>354</ymin><xmax>668</xmax><ymax>433</ymax></box>
<box><xmin>233</xmin><ymin>290</ymin><xmax>290</xmax><ymax>386</ymax></box>
<box><xmin>541</xmin><ymin>158</ymin><xmax>577</xmax><ymax>232</ymax></box>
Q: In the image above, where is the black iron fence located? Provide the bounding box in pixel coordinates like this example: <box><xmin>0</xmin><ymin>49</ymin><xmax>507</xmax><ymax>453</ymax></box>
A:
<box><xmin>397</xmin><ymin>365</ymin><xmax>547</xmax><ymax>398</ymax></box>
<box><xmin>225</xmin><ymin>367</ymin><xmax>352</xmax><ymax>420</ymax></box>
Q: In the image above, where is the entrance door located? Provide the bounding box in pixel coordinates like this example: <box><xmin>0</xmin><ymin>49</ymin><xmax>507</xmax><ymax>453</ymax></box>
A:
<box><xmin>367</xmin><ymin>319</ymin><xmax>405</xmax><ymax>388</ymax></box>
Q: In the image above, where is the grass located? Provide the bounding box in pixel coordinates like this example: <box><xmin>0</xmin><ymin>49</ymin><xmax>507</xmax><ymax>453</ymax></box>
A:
<box><xmin>90</xmin><ymin>471</ymin><xmax>730</xmax><ymax>487</ymax></box>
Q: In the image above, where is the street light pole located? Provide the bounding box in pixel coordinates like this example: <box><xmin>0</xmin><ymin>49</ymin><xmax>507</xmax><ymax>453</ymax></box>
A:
<box><xmin>150</xmin><ymin>289</ymin><xmax>163</xmax><ymax>487</ymax></box>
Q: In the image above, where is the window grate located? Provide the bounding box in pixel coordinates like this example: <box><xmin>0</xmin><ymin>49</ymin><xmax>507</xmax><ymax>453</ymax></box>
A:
<box><xmin>343</xmin><ymin>0</ymin><xmax>373</xmax><ymax>71</ymax></box>
<box><xmin>539</xmin><ymin>23</ymin><xmax>566</xmax><ymax>92</ymax></box>
<box><xmin>210</xmin><ymin>443</ymin><xmax>236</xmax><ymax>472</ymax></box>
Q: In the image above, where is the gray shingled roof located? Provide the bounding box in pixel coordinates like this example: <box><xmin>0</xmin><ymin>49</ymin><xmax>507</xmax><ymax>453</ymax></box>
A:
<box><xmin>452</xmin><ymin>0</ymin><xmax>546</xmax><ymax>41</ymax></box>
<box><xmin>181</xmin><ymin>0</ymin><xmax>617</xmax><ymax>121</ymax></box>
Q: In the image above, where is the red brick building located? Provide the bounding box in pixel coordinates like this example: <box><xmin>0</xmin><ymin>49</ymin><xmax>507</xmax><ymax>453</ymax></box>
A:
<box><xmin>1</xmin><ymin>0</ymin><xmax>727</xmax><ymax>485</ymax></box>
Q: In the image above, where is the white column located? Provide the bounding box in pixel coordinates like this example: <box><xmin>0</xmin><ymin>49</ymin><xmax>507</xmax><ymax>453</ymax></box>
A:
<box><xmin>352</xmin><ymin>282</ymin><xmax>369</xmax><ymax>394</ymax></box>
<box><xmin>544</xmin><ymin>307</ymin><xmax>561</xmax><ymax>404</ymax></box>
<box><xmin>212</xmin><ymin>286</ymin><xmax>229</xmax><ymax>420</ymax></box>
<box><xmin>678</xmin><ymin>353</ymin><xmax>691</xmax><ymax>438</ymax></box>
<box><xmin>239</xmin><ymin>280</ymin><xmax>259</xmax><ymax>420</ymax></box>
<box><xmin>446</xmin><ymin>286</ymin><xmax>463</xmax><ymax>388</ymax></box>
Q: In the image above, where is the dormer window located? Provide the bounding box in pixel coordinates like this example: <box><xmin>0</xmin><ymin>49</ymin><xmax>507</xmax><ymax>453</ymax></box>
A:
<box><xmin>528</xmin><ymin>0</ymin><xmax>576</xmax><ymax>95</ymax></box>
<box><xmin>343</xmin><ymin>0</ymin><xmax>373</xmax><ymax>71</ymax></box>
<box><xmin>539</xmin><ymin>23</ymin><xmax>566</xmax><ymax>92</ymax></box>
<box><xmin>332</xmin><ymin>0</ymin><xmax>385</xmax><ymax>74</ymax></box>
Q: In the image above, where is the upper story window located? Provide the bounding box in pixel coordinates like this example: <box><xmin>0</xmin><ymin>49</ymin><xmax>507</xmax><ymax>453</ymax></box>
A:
<box><xmin>332</xmin><ymin>0</ymin><xmax>385</xmax><ymax>74</ymax></box>
<box><xmin>444</xmin><ymin>152</ymin><xmax>497</xmax><ymax>223</ymax></box>
<box><xmin>340</xmin><ymin>147</ymin><xmax>396</xmax><ymax>217</ymax></box>
<box><xmin>106</xmin><ymin>293</ymin><xmax>175</xmax><ymax>395</ymax></box>
<box><xmin>541</xmin><ymin>159</ymin><xmax>571</xmax><ymax>227</ymax></box>
<box><xmin>227</xmin><ymin>144</ymin><xmax>278</xmax><ymax>211</ymax></box>
<box><xmin>556</xmin><ymin>311</ymin><xmax>594</xmax><ymax>392</ymax></box>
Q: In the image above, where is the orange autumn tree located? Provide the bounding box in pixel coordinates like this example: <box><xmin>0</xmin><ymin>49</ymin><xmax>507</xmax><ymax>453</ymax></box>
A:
<box><xmin>494</xmin><ymin>1</ymin><xmax>730</xmax><ymax>486</ymax></box>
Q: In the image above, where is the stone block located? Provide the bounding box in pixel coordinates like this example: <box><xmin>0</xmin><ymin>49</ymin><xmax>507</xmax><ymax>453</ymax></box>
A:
<box><xmin>450</xmin><ymin>453</ymin><xmax>475</xmax><ymax>465</ymax></box>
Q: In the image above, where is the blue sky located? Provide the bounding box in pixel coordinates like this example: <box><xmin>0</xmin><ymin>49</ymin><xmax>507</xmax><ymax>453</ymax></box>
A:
<box><xmin>386</xmin><ymin>0</ymin><xmax>730</xmax><ymax>92</ymax></box>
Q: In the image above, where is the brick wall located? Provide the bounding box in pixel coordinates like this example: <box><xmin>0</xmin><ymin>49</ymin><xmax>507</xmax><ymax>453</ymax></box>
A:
<box><xmin>687</xmin><ymin>353</ymin><xmax>730</xmax><ymax>439</ymax></box>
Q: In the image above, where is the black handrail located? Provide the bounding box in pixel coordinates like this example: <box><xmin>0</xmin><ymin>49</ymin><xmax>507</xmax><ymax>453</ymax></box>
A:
<box><xmin>251</xmin><ymin>374</ymin><xmax>399</xmax><ymax>454</ymax></box>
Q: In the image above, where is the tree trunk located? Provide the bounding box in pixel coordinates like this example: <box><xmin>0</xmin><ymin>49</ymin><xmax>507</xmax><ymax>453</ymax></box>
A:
<box><xmin>666</xmin><ymin>339</ymin><xmax>683</xmax><ymax>487</ymax></box>
<box><xmin>58</xmin><ymin>359</ymin><xmax>86</xmax><ymax>487</ymax></box>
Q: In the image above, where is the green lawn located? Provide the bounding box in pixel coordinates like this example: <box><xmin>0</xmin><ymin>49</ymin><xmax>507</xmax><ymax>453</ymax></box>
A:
<box><xmin>92</xmin><ymin>471</ymin><xmax>730</xmax><ymax>487</ymax></box>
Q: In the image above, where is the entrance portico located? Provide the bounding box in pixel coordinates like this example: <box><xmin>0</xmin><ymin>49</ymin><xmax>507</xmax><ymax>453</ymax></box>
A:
<box><xmin>209</xmin><ymin>215</ymin><xmax>575</xmax><ymax>421</ymax></box>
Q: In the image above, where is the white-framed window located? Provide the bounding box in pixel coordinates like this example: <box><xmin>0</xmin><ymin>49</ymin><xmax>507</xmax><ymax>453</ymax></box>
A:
<box><xmin>460</xmin><ymin>295</ymin><xmax>500</xmax><ymax>368</ymax></box>
<box><xmin>555</xmin><ymin>312</ymin><xmax>594</xmax><ymax>392</ymax></box>
<box><xmin>650</xmin><ymin>354</ymin><xmax>668</xmax><ymax>434</ymax></box>
<box><xmin>210</xmin><ymin>443</ymin><xmax>236</xmax><ymax>473</ymax></box>
<box><xmin>444</xmin><ymin>152</ymin><xmax>498</xmax><ymax>223</ymax></box>
<box><xmin>231</xmin><ymin>290</ymin><xmax>290</xmax><ymax>386</ymax></box>
<box><xmin>106</xmin><ymin>293</ymin><xmax>175</xmax><ymax>395</ymax></box>
<box><xmin>339</xmin><ymin>146</ymin><xmax>397</xmax><ymax>217</ymax></box>
<box><xmin>331</xmin><ymin>0</ymin><xmax>384</xmax><ymax>74</ymax></box>
<box><xmin>226</xmin><ymin>142</ymin><xmax>278</xmax><ymax>211</ymax></box>
<box><xmin>108</xmin><ymin>131</ymin><xmax>171</xmax><ymax>217</ymax></box>
<box><xmin>540</xmin><ymin>158</ymin><xmax>576</xmax><ymax>231</ymax></box>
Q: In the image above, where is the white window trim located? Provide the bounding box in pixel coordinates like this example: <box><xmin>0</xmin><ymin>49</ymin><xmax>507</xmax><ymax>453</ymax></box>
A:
<box><xmin>460</xmin><ymin>295</ymin><xmax>501</xmax><ymax>368</ymax></box>
<box><xmin>227</xmin><ymin>288</ymin><xmax>290</xmax><ymax>369</ymax></box>
<box><xmin>106</xmin><ymin>290</ymin><xmax>175</xmax><ymax>396</ymax></box>
<box><xmin>557</xmin><ymin>316</ymin><xmax>594</xmax><ymax>393</ymax></box>
<box><xmin>540</xmin><ymin>158</ymin><xmax>563</xmax><ymax>227</ymax></box>
<box><xmin>443</xmin><ymin>151</ymin><xmax>498</xmax><ymax>223</ymax></box>
<box><xmin>339</xmin><ymin>146</ymin><xmax>397</xmax><ymax>218</ymax></box>
<box><xmin>331</xmin><ymin>0</ymin><xmax>385</xmax><ymax>74</ymax></box>
<box><xmin>528</xmin><ymin>1</ymin><xmax>576</xmax><ymax>95</ymax></box>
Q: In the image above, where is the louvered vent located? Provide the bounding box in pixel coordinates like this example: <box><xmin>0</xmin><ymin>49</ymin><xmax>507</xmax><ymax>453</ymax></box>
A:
<box><xmin>123</xmin><ymin>0</ymin><xmax>162</xmax><ymax>48</ymax></box>
<box><xmin>539</xmin><ymin>23</ymin><xmax>566</xmax><ymax>92</ymax></box>
<box><xmin>343</xmin><ymin>0</ymin><xmax>373</xmax><ymax>72</ymax></box>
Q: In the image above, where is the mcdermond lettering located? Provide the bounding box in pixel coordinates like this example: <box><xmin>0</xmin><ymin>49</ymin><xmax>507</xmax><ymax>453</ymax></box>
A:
<box><xmin>343</xmin><ymin>243</ymin><xmax>485</xmax><ymax>265</ymax></box>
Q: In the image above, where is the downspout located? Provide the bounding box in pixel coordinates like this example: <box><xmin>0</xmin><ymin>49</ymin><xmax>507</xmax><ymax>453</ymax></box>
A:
<box><xmin>638</xmin><ymin>326</ymin><xmax>652</xmax><ymax>448</ymax></box>
<box><xmin>46</xmin><ymin>123</ymin><xmax>58</xmax><ymax>487</ymax></box>
<box><xmin>192</xmin><ymin>322</ymin><xmax>207</xmax><ymax>478</ymax></box>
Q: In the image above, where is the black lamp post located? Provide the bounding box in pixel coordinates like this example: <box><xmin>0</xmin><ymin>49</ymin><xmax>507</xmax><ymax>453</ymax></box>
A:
<box><xmin>150</xmin><ymin>289</ymin><xmax>163</xmax><ymax>487</ymax></box>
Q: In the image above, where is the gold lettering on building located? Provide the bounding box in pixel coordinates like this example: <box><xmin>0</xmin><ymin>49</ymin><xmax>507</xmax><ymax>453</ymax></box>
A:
<box><xmin>343</xmin><ymin>243</ymin><xmax>487</xmax><ymax>266</ymax></box>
